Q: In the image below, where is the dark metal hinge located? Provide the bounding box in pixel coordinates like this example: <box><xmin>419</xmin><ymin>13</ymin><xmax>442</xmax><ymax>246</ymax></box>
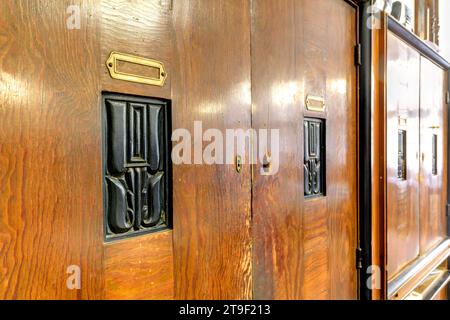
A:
<box><xmin>356</xmin><ymin>247</ymin><xmax>363</xmax><ymax>269</ymax></box>
<box><xmin>446</xmin><ymin>204</ymin><xmax>450</xmax><ymax>217</ymax></box>
<box><xmin>354</xmin><ymin>44</ymin><xmax>362</xmax><ymax>66</ymax></box>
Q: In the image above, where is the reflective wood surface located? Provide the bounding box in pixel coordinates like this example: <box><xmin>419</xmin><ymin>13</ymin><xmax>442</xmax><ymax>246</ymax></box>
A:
<box><xmin>251</xmin><ymin>0</ymin><xmax>358</xmax><ymax>299</ymax></box>
<box><xmin>171</xmin><ymin>0</ymin><xmax>253</xmax><ymax>299</ymax></box>
<box><xmin>386</xmin><ymin>32</ymin><xmax>421</xmax><ymax>279</ymax></box>
<box><xmin>419</xmin><ymin>57</ymin><xmax>448</xmax><ymax>254</ymax></box>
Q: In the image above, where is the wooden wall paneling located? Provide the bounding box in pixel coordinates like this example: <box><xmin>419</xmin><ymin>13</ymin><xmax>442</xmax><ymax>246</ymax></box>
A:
<box><xmin>319</xmin><ymin>1</ymin><xmax>358</xmax><ymax>299</ymax></box>
<box><xmin>99</xmin><ymin>0</ymin><xmax>175</xmax><ymax>299</ymax></box>
<box><xmin>100</xmin><ymin>0</ymin><xmax>172</xmax><ymax>100</ymax></box>
<box><xmin>0</xmin><ymin>0</ymin><xmax>103</xmax><ymax>299</ymax></box>
<box><xmin>171</xmin><ymin>0</ymin><xmax>253</xmax><ymax>299</ymax></box>
<box><xmin>104</xmin><ymin>234</ymin><xmax>173</xmax><ymax>299</ymax></box>
<box><xmin>419</xmin><ymin>57</ymin><xmax>448</xmax><ymax>254</ymax></box>
<box><xmin>251</xmin><ymin>0</ymin><xmax>302</xmax><ymax>300</ymax></box>
<box><xmin>386</xmin><ymin>32</ymin><xmax>421</xmax><ymax>279</ymax></box>
<box><xmin>252</xmin><ymin>0</ymin><xmax>358</xmax><ymax>300</ymax></box>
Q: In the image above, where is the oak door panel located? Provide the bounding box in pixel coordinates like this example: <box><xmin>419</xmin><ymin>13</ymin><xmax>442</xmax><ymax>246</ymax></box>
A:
<box><xmin>99</xmin><ymin>0</ymin><xmax>175</xmax><ymax>300</ymax></box>
<box><xmin>171</xmin><ymin>0</ymin><xmax>253</xmax><ymax>299</ymax></box>
<box><xmin>251</xmin><ymin>0</ymin><xmax>358</xmax><ymax>300</ymax></box>
<box><xmin>100</xmin><ymin>0</ymin><xmax>172</xmax><ymax>100</ymax></box>
<box><xmin>419</xmin><ymin>57</ymin><xmax>448</xmax><ymax>254</ymax></box>
<box><xmin>104</xmin><ymin>233</ymin><xmax>174</xmax><ymax>299</ymax></box>
<box><xmin>386</xmin><ymin>32</ymin><xmax>421</xmax><ymax>279</ymax></box>
<box><xmin>0</xmin><ymin>0</ymin><xmax>103</xmax><ymax>299</ymax></box>
<box><xmin>0</xmin><ymin>0</ymin><xmax>176</xmax><ymax>300</ymax></box>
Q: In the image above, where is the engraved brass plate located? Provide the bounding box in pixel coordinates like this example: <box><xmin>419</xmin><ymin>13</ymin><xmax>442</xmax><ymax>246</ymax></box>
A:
<box><xmin>106</xmin><ymin>51</ymin><xmax>167</xmax><ymax>87</ymax></box>
<box><xmin>305</xmin><ymin>95</ymin><xmax>326</xmax><ymax>112</ymax></box>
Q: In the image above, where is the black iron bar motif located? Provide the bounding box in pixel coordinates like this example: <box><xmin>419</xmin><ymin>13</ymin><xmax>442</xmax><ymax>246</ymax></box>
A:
<box><xmin>304</xmin><ymin>118</ymin><xmax>325</xmax><ymax>198</ymax></box>
<box><xmin>432</xmin><ymin>134</ymin><xmax>438</xmax><ymax>175</ymax></box>
<box><xmin>103</xmin><ymin>93</ymin><xmax>171</xmax><ymax>241</ymax></box>
<box><xmin>398</xmin><ymin>129</ymin><xmax>407</xmax><ymax>180</ymax></box>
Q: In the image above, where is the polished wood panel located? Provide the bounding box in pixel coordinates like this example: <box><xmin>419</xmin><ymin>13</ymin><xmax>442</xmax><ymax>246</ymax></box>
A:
<box><xmin>99</xmin><ymin>0</ymin><xmax>175</xmax><ymax>300</ymax></box>
<box><xmin>252</xmin><ymin>0</ymin><xmax>358</xmax><ymax>299</ymax></box>
<box><xmin>386</xmin><ymin>32</ymin><xmax>421</xmax><ymax>279</ymax></box>
<box><xmin>100</xmin><ymin>0</ymin><xmax>172</xmax><ymax>100</ymax></box>
<box><xmin>419</xmin><ymin>57</ymin><xmax>448</xmax><ymax>254</ymax></box>
<box><xmin>171</xmin><ymin>0</ymin><xmax>252</xmax><ymax>299</ymax></box>
<box><xmin>104</xmin><ymin>231</ymin><xmax>174</xmax><ymax>299</ymax></box>
<box><xmin>0</xmin><ymin>0</ymin><xmax>103</xmax><ymax>299</ymax></box>
<box><xmin>0</xmin><ymin>0</ymin><xmax>176</xmax><ymax>299</ymax></box>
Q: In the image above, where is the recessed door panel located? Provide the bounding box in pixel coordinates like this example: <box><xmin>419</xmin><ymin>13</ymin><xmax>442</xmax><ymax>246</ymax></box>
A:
<box><xmin>171</xmin><ymin>0</ymin><xmax>253</xmax><ymax>299</ymax></box>
<box><xmin>386</xmin><ymin>32</ymin><xmax>421</xmax><ymax>279</ymax></box>
<box><xmin>419</xmin><ymin>57</ymin><xmax>448</xmax><ymax>254</ymax></box>
<box><xmin>0</xmin><ymin>0</ymin><xmax>104</xmax><ymax>299</ymax></box>
<box><xmin>251</xmin><ymin>0</ymin><xmax>358</xmax><ymax>299</ymax></box>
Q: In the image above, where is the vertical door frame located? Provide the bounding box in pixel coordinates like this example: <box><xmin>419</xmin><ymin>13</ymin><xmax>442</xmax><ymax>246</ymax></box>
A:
<box><xmin>358</xmin><ymin>0</ymin><xmax>374</xmax><ymax>301</ymax></box>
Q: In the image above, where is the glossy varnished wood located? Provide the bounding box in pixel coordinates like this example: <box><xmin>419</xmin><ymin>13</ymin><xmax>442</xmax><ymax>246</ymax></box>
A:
<box><xmin>99</xmin><ymin>0</ymin><xmax>175</xmax><ymax>300</ymax></box>
<box><xmin>252</xmin><ymin>0</ymin><xmax>358</xmax><ymax>299</ymax></box>
<box><xmin>386</xmin><ymin>32</ymin><xmax>421</xmax><ymax>279</ymax></box>
<box><xmin>104</xmin><ymin>232</ymin><xmax>174</xmax><ymax>299</ymax></box>
<box><xmin>0</xmin><ymin>0</ymin><xmax>103</xmax><ymax>299</ymax></box>
<box><xmin>100</xmin><ymin>0</ymin><xmax>172</xmax><ymax>100</ymax></box>
<box><xmin>0</xmin><ymin>0</ymin><xmax>176</xmax><ymax>300</ymax></box>
<box><xmin>419</xmin><ymin>57</ymin><xmax>448</xmax><ymax>254</ymax></box>
<box><xmin>171</xmin><ymin>0</ymin><xmax>252</xmax><ymax>299</ymax></box>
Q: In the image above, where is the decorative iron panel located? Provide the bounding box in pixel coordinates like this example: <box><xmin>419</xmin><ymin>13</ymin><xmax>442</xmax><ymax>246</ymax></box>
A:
<box><xmin>102</xmin><ymin>93</ymin><xmax>171</xmax><ymax>241</ymax></box>
<box><xmin>398</xmin><ymin>130</ymin><xmax>407</xmax><ymax>180</ymax></box>
<box><xmin>432</xmin><ymin>134</ymin><xmax>438</xmax><ymax>175</ymax></box>
<box><xmin>304</xmin><ymin>118</ymin><xmax>325</xmax><ymax>198</ymax></box>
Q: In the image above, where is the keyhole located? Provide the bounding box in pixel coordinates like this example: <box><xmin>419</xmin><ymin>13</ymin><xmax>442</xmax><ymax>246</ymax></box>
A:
<box><xmin>236</xmin><ymin>155</ymin><xmax>242</xmax><ymax>173</ymax></box>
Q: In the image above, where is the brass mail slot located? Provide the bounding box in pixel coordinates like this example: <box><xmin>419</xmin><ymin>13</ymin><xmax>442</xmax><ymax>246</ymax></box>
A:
<box><xmin>305</xmin><ymin>95</ymin><xmax>326</xmax><ymax>112</ymax></box>
<box><xmin>106</xmin><ymin>51</ymin><xmax>167</xmax><ymax>87</ymax></box>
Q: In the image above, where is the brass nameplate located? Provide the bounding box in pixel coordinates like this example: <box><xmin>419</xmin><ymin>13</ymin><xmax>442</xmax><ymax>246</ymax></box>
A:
<box><xmin>106</xmin><ymin>51</ymin><xmax>167</xmax><ymax>87</ymax></box>
<box><xmin>398</xmin><ymin>117</ymin><xmax>407</xmax><ymax>126</ymax></box>
<box><xmin>305</xmin><ymin>95</ymin><xmax>325</xmax><ymax>112</ymax></box>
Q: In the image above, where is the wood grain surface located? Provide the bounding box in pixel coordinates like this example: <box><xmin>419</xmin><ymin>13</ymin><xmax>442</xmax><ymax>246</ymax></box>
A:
<box><xmin>251</xmin><ymin>0</ymin><xmax>358</xmax><ymax>300</ymax></box>
<box><xmin>386</xmin><ymin>32</ymin><xmax>421</xmax><ymax>279</ymax></box>
<box><xmin>0</xmin><ymin>0</ymin><xmax>103</xmax><ymax>299</ymax></box>
<box><xmin>0</xmin><ymin>0</ymin><xmax>176</xmax><ymax>299</ymax></box>
<box><xmin>171</xmin><ymin>0</ymin><xmax>253</xmax><ymax>299</ymax></box>
<box><xmin>419</xmin><ymin>57</ymin><xmax>448</xmax><ymax>254</ymax></box>
<box><xmin>104</xmin><ymin>231</ymin><xmax>174</xmax><ymax>299</ymax></box>
<box><xmin>99</xmin><ymin>0</ymin><xmax>175</xmax><ymax>300</ymax></box>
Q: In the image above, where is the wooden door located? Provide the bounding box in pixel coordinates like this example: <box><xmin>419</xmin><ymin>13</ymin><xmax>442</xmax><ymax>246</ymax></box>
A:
<box><xmin>171</xmin><ymin>0</ymin><xmax>253</xmax><ymax>299</ymax></box>
<box><xmin>1</xmin><ymin>0</ymin><xmax>360</xmax><ymax>300</ymax></box>
<box><xmin>251</xmin><ymin>0</ymin><xmax>358</xmax><ymax>299</ymax></box>
<box><xmin>1</xmin><ymin>0</ymin><xmax>103</xmax><ymax>299</ymax></box>
<box><xmin>419</xmin><ymin>57</ymin><xmax>448</xmax><ymax>254</ymax></box>
<box><xmin>0</xmin><ymin>0</ymin><xmax>177</xmax><ymax>300</ymax></box>
<box><xmin>0</xmin><ymin>0</ymin><xmax>253</xmax><ymax>300</ymax></box>
<box><xmin>386</xmin><ymin>32</ymin><xmax>421</xmax><ymax>279</ymax></box>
